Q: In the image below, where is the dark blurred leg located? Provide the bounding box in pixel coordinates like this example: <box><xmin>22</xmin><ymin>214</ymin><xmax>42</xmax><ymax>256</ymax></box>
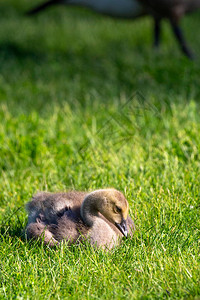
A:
<box><xmin>170</xmin><ymin>20</ymin><xmax>194</xmax><ymax>59</ymax></box>
<box><xmin>153</xmin><ymin>18</ymin><xmax>161</xmax><ymax>48</ymax></box>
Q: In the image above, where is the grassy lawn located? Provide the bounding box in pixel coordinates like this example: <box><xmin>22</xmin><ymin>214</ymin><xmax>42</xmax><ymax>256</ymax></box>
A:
<box><xmin>0</xmin><ymin>0</ymin><xmax>200</xmax><ymax>299</ymax></box>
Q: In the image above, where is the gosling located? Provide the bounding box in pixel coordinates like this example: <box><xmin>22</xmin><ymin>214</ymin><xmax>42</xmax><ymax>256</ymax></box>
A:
<box><xmin>25</xmin><ymin>188</ymin><xmax>135</xmax><ymax>249</ymax></box>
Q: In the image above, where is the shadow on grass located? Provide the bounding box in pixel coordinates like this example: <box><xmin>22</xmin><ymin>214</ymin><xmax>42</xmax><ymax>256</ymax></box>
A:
<box><xmin>0</xmin><ymin>38</ymin><xmax>197</xmax><ymax>92</ymax></box>
<box><xmin>0</xmin><ymin>41</ymin><xmax>46</xmax><ymax>64</ymax></box>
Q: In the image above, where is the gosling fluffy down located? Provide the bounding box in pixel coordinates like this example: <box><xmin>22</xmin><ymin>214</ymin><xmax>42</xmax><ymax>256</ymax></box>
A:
<box><xmin>25</xmin><ymin>188</ymin><xmax>135</xmax><ymax>249</ymax></box>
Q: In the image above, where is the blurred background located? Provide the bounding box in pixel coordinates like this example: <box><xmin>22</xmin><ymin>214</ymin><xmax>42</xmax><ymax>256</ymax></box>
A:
<box><xmin>0</xmin><ymin>0</ymin><xmax>200</xmax><ymax>113</ymax></box>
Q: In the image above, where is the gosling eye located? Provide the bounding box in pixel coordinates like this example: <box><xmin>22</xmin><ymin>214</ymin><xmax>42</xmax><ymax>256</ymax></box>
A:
<box><xmin>115</xmin><ymin>206</ymin><xmax>122</xmax><ymax>214</ymax></box>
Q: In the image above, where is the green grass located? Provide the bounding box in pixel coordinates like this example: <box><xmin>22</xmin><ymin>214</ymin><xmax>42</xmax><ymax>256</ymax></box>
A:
<box><xmin>0</xmin><ymin>1</ymin><xmax>200</xmax><ymax>299</ymax></box>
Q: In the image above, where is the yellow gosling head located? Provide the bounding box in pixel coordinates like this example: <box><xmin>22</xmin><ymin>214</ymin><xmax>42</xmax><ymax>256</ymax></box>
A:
<box><xmin>86</xmin><ymin>188</ymin><xmax>129</xmax><ymax>237</ymax></box>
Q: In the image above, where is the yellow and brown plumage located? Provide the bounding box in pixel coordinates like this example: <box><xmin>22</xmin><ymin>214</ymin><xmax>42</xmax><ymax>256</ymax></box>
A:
<box><xmin>25</xmin><ymin>188</ymin><xmax>135</xmax><ymax>249</ymax></box>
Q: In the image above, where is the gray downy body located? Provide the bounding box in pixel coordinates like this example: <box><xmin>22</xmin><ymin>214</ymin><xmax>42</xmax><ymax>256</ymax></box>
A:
<box><xmin>26</xmin><ymin>190</ymin><xmax>135</xmax><ymax>249</ymax></box>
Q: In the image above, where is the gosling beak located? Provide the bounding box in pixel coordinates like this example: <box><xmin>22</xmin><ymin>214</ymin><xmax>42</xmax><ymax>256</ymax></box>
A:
<box><xmin>115</xmin><ymin>219</ymin><xmax>128</xmax><ymax>237</ymax></box>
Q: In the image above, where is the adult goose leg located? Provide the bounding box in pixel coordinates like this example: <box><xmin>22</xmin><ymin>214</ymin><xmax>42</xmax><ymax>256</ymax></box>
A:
<box><xmin>170</xmin><ymin>19</ymin><xmax>194</xmax><ymax>59</ymax></box>
<box><xmin>153</xmin><ymin>17</ymin><xmax>161</xmax><ymax>48</ymax></box>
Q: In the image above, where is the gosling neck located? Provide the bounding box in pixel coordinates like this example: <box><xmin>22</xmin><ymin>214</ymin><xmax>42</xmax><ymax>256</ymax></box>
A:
<box><xmin>80</xmin><ymin>193</ymin><xmax>101</xmax><ymax>227</ymax></box>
